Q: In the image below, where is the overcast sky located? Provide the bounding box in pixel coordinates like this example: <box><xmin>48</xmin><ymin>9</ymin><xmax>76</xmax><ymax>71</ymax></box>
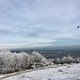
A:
<box><xmin>0</xmin><ymin>0</ymin><xmax>80</xmax><ymax>49</ymax></box>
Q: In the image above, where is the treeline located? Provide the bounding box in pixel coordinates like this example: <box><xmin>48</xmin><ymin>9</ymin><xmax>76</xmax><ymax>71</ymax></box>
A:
<box><xmin>11</xmin><ymin>49</ymin><xmax>80</xmax><ymax>59</ymax></box>
<box><xmin>0</xmin><ymin>50</ymin><xmax>80</xmax><ymax>74</ymax></box>
<box><xmin>0</xmin><ymin>50</ymin><xmax>46</xmax><ymax>74</ymax></box>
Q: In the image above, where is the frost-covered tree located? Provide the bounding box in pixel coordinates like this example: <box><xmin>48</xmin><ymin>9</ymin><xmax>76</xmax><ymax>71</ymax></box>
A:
<box><xmin>19</xmin><ymin>52</ymin><xmax>29</xmax><ymax>70</ymax></box>
<box><xmin>29</xmin><ymin>51</ymin><xmax>46</xmax><ymax>68</ymax></box>
<box><xmin>0</xmin><ymin>50</ymin><xmax>13</xmax><ymax>73</ymax></box>
<box><xmin>61</xmin><ymin>56</ymin><xmax>74</xmax><ymax>64</ymax></box>
<box><xmin>0</xmin><ymin>50</ymin><xmax>47</xmax><ymax>74</ymax></box>
<box><xmin>0</xmin><ymin>50</ymin><xmax>30</xmax><ymax>74</ymax></box>
<box><xmin>53</xmin><ymin>58</ymin><xmax>61</xmax><ymax>64</ymax></box>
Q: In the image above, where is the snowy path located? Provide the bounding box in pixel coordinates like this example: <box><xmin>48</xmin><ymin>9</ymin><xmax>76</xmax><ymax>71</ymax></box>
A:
<box><xmin>2</xmin><ymin>64</ymin><xmax>80</xmax><ymax>80</ymax></box>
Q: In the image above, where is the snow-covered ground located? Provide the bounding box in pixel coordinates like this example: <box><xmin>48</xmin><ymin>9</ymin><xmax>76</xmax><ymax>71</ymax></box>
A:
<box><xmin>2</xmin><ymin>63</ymin><xmax>80</xmax><ymax>80</ymax></box>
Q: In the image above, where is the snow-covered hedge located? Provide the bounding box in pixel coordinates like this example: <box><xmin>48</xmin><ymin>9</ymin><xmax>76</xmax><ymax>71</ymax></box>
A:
<box><xmin>0</xmin><ymin>50</ymin><xmax>46</xmax><ymax>74</ymax></box>
<box><xmin>52</xmin><ymin>56</ymin><xmax>80</xmax><ymax>64</ymax></box>
<box><xmin>61</xmin><ymin>56</ymin><xmax>78</xmax><ymax>64</ymax></box>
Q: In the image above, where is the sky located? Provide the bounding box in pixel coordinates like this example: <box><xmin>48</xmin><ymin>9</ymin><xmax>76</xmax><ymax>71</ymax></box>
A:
<box><xmin>0</xmin><ymin>0</ymin><xmax>80</xmax><ymax>49</ymax></box>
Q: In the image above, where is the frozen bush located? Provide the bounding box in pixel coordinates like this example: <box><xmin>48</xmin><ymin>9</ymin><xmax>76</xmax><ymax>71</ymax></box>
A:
<box><xmin>76</xmin><ymin>58</ymin><xmax>80</xmax><ymax>63</ymax></box>
<box><xmin>29</xmin><ymin>51</ymin><xmax>47</xmax><ymax>68</ymax></box>
<box><xmin>0</xmin><ymin>50</ymin><xmax>30</xmax><ymax>74</ymax></box>
<box><xmin>53</xmin><ymin>58</ymin><xmax>61</xmax><ymax>64</ymax></box>
<box><xmin>61</xmin><ymin>56</ymin><xmax>74</xmax><ymax>64</ymax></box>
<box><xmin>0</xmin><ymin>50</ymin><xmax>47</xmax><ymax>74</ymax></box>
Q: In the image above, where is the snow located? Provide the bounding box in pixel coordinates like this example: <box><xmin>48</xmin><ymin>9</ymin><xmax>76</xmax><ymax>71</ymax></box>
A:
<box><xmin>0</xmin><ymin>75</ymin><xmax>5</xmax><ymax>78</ymax></box>
<box><xmin>2</xmin><ymin>63</ymin><xmax>80</xmax><ymax>80</ymax></box>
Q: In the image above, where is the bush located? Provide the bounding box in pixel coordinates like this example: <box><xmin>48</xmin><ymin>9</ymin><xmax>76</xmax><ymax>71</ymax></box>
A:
<box><xmin>0</xmin><ymin>50</ymin><xmax>47</xmax><ymax>74</ymax></box>
<box><xmin>29</xmin><ymin>51</ymin><xmax>47</xmax><ymax>68</ymax></box>
<box><xmin>61</xmin><ymin>56</ymin><xmax>74</xmax><ymax>64</ymax></box>
<box><xmin>53</xmin><ymin>58</ymin><xmax>61</xmax><ymax>64</ymax></box>
<box><xmin>0</xmin><ymin>50</ymin><xmax>30</xmax><ymax>74</ymax></box>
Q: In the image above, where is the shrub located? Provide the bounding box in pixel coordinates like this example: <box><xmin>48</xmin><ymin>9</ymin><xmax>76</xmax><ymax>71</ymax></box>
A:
<box><xmin>29</xmin><ymin>51</ymin><xmax>47</xmax><ymax>68</ymax></box>
<box><xmin>53</xmin><ymin>58</ymin><xmax>61</xmax><ymax>64</ymax></box>
<box><xmin>61</xmin><ymin>56</ymin><xmax>74</xmax><ymax>64</ymax></box>
<box><xmin>0</xmin><ymin>50</ymin><xmax>30</xmax><ymax>74</ymax></box>
<box><xmin>0</xmin><ymin>50</ymin><xmax>47</xmax><ymax>74</ymax></box>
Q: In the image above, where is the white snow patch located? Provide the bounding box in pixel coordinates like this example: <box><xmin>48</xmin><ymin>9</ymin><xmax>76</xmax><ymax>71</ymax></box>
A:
<box><xmin>2</xmin><ymin>64</ymin><xmax>80</xmax><ymax>80</ymax></box>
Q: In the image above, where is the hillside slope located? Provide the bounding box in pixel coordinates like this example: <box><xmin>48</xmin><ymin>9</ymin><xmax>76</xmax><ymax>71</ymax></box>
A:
<box><xmin>2</xmin><ymin>63</ymin><xmax>80</xmax><ymax>80</ymax></box>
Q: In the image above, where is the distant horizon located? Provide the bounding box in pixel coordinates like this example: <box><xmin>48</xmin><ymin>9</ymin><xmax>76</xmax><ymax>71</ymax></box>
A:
<box><xmin>0</xmin><ymin>44</ymin><xmax>79</xmax><ymax>50</ymax></box>
<box><xmin>0</xmin><ymin>0</ymin><xmax>80</xmax><ymax>48</ymax></box>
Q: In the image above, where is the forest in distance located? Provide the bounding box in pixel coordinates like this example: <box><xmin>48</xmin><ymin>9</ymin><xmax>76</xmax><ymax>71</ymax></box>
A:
<box><xmin>11</xmin><ymin>48</ymin><xmax>80</xmax><ymax>59</ymax></box>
